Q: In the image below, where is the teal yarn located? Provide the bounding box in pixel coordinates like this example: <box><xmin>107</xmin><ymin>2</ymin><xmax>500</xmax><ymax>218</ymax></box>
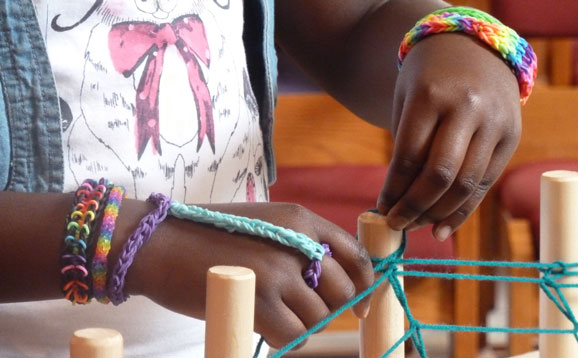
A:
<box><xmin>253</xmin><ymin>336</ymin><xmax>266</xmax><ymax>358</ymax></box>
<box><xmin>264</xmin><ymin>231</ymin><xmax>578</xmax><ymax>358</ymax></box>
<box><xmin>168</xmin><ymin>201</ymin><xmax>326</xmax><ymax>260</ymax></box>
<box><xmin>163</xmin><ymin>201</ymin><xmax>578</xmax><ymax>357</ymax></box>
<box><xmin>270</xmin><ymin>255</ymin><xmax>399</xmax><ymax>357</ymax></box>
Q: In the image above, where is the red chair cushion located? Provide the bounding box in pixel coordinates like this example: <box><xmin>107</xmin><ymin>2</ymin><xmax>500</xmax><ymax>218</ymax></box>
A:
<box><xmin>499</xmin><ymin>160</ymin><xmax>578</xmax><ymax>249</ymax></box>
<box><xmin>269</xmin><ymin>166</ymin><xmax>455</xmax><ymax>269</ymax></box>
<box><xmin>490</xmin><ymin>0</ymin><xmax>578</xmax><ymax>37</ymax></box>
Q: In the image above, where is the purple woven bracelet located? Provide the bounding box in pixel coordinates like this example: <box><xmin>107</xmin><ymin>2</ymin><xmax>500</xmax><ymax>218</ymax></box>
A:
<box><xmin>108</xmin><ymin>193</ymin><xmax>171</xmax><ymax>305</ymax></box>
<box><xmin>303</xmin><ymin>243</ymin><xmax>332</xmax><ymax>289</ymax></box>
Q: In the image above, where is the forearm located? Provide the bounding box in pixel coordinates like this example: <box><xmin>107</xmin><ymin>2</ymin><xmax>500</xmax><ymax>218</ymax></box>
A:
<box><xmin>275</xmin><ymin>0</ymin><xmax>449</xmax><ymax>129</ymax></box>
<box><xmin>0</xmin><ymin>191</ymin><xmax>155</xmax><ymax>303</ymax></box>
<box><xmin>0</xmin><ymin>191</ymin><xmax>73</xmax><ymax>302</ymax></box>
<box><xmin>0</xmin><ymin>192</ymin><xmax>375</xmax><ymax>347</ymax></box>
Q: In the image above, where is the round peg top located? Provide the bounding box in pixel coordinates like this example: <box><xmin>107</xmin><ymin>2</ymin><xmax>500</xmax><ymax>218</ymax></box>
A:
<box><xmin>358</xmin><ymin>211</ymin><xmax>388</xmax><ymax>225</ymax></box>
<box><xmin>70</xmin><ymin>328</ymin><xmax>123</xmax><ymax>358</ymax></box>
<box><xmin>542</xmin><ymin>170</ymin><xmax>578</xmax><ymax>182</ymax></box>
<box><xmin>205</xmin><ymin>265</ymin><xmax>256</xmax><ymax>358</ymax></box>
<box><xmin>207</xmin><ymin>265</ymin><xmax>256</xmax><ymax>281</ymax></box>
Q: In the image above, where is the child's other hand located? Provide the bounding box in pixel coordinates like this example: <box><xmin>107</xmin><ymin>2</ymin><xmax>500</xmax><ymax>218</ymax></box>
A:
<box><xmin>378</xmin><ymin>33</ymin><xmax>522</xmax><ymax>241</ymax></box>
<box><xmin>128</xmin><ymin>202</ymin><xmax>373</xmax><ymax>349</ymax></box>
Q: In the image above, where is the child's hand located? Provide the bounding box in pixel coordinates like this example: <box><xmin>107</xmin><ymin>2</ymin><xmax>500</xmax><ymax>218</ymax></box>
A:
<box><xmin>124</xmin><ymin>201</ymin><xmax>374</xmax><ymax>348</ymax></box>
<box><xmin>275</xmin><ymin>1</ymin><xmax>523</xmax><ymax>241</ymax></box>
<box><xmin>378</xmin><ymin>33</ymin><xmax>522</xmax><ymax>240</ymax></box>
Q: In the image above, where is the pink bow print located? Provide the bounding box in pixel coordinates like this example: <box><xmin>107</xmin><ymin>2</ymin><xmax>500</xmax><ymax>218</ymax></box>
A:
<box><xmin>109</xmin><ymin>15</ymin><xmax>214</xmax><ymax>158</ymax></box>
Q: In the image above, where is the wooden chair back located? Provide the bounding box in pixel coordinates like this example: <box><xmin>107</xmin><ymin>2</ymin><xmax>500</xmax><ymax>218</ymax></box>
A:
<box><xmin>510</xmin><ymin>85</ymin><xmax>578</xmax><ymax>168</ymax></box>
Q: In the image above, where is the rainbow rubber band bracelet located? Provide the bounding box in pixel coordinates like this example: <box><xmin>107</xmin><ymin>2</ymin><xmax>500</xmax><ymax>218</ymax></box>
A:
<box><xmin>92</xmin><ymin>185</ymin><xmax>126</xmax><ymax>304</ymax></box>
<box><xmin>61</xmin><ymin>179</ymin><xmax>110</xmax><ymax>304</ymax></box>
<box><xmin>398</xmin><ymin>6</ymin><xmax>537</xmax><ymax>105</ymax></box>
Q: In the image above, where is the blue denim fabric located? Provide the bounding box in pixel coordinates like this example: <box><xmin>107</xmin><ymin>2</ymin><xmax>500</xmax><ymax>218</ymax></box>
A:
<box><xmin>0</xmin><ymin>0</ymin><xmax>63</xmax><ymax>192</ymax></box>
<box><xmin>260</xmin><ymin>0</ymin><xmax>279</xmax><ymax>184</ymax></box>
<box><xmin>0</xmin><ymin>76</ymin><xmax>9</xmax><ymax>189</ymax></box>
<box><xmin>0</xmin><ymin>0</ymin><xmax>278</xmax><ymax>192</ymax></box>
<box><xmin>245</xmin><ymin>0</ymin><xmax>278</xmax><ymax>184</ymax></box>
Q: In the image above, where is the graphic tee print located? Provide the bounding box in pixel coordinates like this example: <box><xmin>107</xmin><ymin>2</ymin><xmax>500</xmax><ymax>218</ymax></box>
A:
<box><xmin>2</xmin><ymin>2</ymin><xmax>271</xmax><ymax>357</ymax></box>
<box><xmin>35</xmin><ymin>0</ymin><xmax>268</xmax><ymax>204</ymax></box>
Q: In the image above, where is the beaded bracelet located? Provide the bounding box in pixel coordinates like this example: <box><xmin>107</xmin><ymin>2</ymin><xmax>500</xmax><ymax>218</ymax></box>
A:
<box><xmin>108</xmin><ymin>192</ymin><xmax>171</xmax><ymax>305</ymax></box>
<box><xmin>61</xmin><ymin>178</ymin><xmax>111</xmax><ymax>304</ymax></box>
<box><xmin>398</xmin><ymin>6</ymin><xmax>537</xmax><ymax>104</ymax></box>
<box><xmin>91</xmin><ymin>185</ymin><xmax>126</xmax><ymax>304</ymax></box>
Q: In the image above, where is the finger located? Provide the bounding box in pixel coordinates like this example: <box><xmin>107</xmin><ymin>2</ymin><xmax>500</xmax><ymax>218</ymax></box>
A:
<box><xmin>315</xmin><ymin>256</ymin><xmax>357</xmax><ymax>311</ymax></box>
<box><xmin>410</xmin><ymin>129</ymin><xmax>495</xmax><ymax>229</ymax></box>
<box><xmin>377</xmin><ymin>99</ymin><xmax>439</xmax><ymax>216</ymax></box>
<box><xmin>390</xmin><ymin>80</ymin><xmax>405</xmax><ymax>136</ymax></box>
<box><xmin>433</xmin><ymin>135</ymin><xmax>519</xmax><ymax>240</ymax></box>
<box><xmin>282</xmin><ymin>277</ymin><xmax>331</xmax><ymax>330</ymax></box>
<box><xmin>405</xmin><ymin>221</ymin><xmax>428</xmax><ymax>232</ymax></box>
<box><xmin>255</xmin><ymin>295</ymin><xmax>308</xmax><ymax>350</ymax></box>
<box><xmin>317</xmin><ymin>226</ymin><xmax>374</xmax><ymax>319</ymax></box>
<box><xmin>386</xmin><ymin>112</ymin><xmax>475</xmax><ymax>230</ymax></box>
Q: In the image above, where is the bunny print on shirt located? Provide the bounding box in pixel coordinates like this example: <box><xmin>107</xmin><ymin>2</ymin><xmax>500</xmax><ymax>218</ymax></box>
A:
<box><xmin>34</xmin><ymin>0</ymin><xmax>268</xmax><ymax>203</ymax></box>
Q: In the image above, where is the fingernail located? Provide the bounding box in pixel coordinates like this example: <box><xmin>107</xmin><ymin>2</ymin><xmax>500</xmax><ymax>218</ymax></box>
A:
<box><xmin>406</xmin><ymin>223</ymin><xmax>419</xmax><ymax>231</ymax></box>
<box><xmin>361</xmin><ymin>304</ymin><xmax>370</xmax><ymax>319</ymax></box>
<box><xmin>435</xmin><ymin>226</ymin><xmax>452</xmax><ymax>242</ymax></box>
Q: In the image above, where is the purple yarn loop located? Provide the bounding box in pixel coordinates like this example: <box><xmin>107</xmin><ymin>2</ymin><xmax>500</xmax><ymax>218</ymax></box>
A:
<box><xmin>108</xmin><ymin>193</ymin><xmax>171</xmax><ymax>305</ymax></box>
<box><xmin>303</xmin><ymin>243</ymin><xmax>332</xmax><ymax>289</ymax></box>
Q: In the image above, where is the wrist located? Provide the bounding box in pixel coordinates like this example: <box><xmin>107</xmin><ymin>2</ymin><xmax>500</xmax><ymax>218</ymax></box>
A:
<box><xmin>397</xmin><ymin>6</ymin><xmax>537</xmax><ymax>104</ymax></box>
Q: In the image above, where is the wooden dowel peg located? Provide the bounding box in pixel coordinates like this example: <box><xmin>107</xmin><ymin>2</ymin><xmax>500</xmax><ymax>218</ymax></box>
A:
<box><xmin>69</xmin><ymin>328</ymin><xmax>123</xmax><ymax>358</ymax></box>
<box><xmin>539</xmin><ymin>170</ymin><xmax>578</xmax><ymax>358</ymax></box>
<box><xmin>205</xmin><ymin>266</ymin><xmax>256</xmax><ymax>358</ymax></box>
<box><xmin>358</xmin><ymin>211</ymin><xmax>404</xmax><ymax>358</ymax></box>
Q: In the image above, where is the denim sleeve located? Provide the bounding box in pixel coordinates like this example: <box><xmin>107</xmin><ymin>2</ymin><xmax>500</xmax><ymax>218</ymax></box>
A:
<box><xmin>0</xmin><ymin>0</ymin><xmax>63</xmax><ymax>193</ymax></box>
<box><xmin>0</xmin><ymin>76</ymin><xmax>9</xmax><ymax>190</ymax></box>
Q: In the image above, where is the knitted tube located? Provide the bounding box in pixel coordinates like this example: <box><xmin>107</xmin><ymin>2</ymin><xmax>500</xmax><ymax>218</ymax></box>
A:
<box><xmin>168</xmin><ymin>201</ymin><xmax>326</xmax><ymax>261</ymax></box>
<box><xmin>303</xmin><ymin>243</ymin><xmax>332</xmax><ymax>289</ymax></box>
<box><xmin>168</xmin><ymin>201</ymin><xmax>331</xmax><ymax>289</ymax></box>
<box><xmin>108</xmin><ymin>192</ymin><xmax>171</xmax><ymax>305</ymax></box>
<box><xmin>398</xmin><ymin>6</ymin><xmax>538</xmax><ymax>104</ymax></box>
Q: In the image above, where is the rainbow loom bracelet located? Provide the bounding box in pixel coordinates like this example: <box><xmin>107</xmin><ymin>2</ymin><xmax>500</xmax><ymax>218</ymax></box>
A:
<box><xmin>91</xmin><ymin>185</ymin><xmax>126</xmax><ymax>304</ymax></box>
<box><xmin>303</xmin><ymin>243</ymin><xmax>332</xmax><ymax>289</ymax></box>
<box><xmin>61</xmin><ymin>178</ymin><xmax>111</xmax><ymax>304</ymax></box>
<box><xmin>168</xmin><ymin>200</ymin><xmax>331</xmax><ymax>287</ymax></box>
<box><xmin>108</xmin><ymin>192</ymin><xmax>171</xmax><ymax>305</ymax></box>
<box><xmin>107</xmin><ymin>193</ymin><xmax>334</xmax><ymax>305</ymax></box>
<box><xmin>168</xmin><ymin>201</ymin><xmax>326</xmax><ymax>261</ymax></box>
<box><xmin>398</xmin><ymin>7</ymin><xmax>537</xmax><ymax>104</ymax></box>
<box><xmin>60</xmin><ymin>179</ymin><xmax>96</xmax><ymax>304</ymax></box>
